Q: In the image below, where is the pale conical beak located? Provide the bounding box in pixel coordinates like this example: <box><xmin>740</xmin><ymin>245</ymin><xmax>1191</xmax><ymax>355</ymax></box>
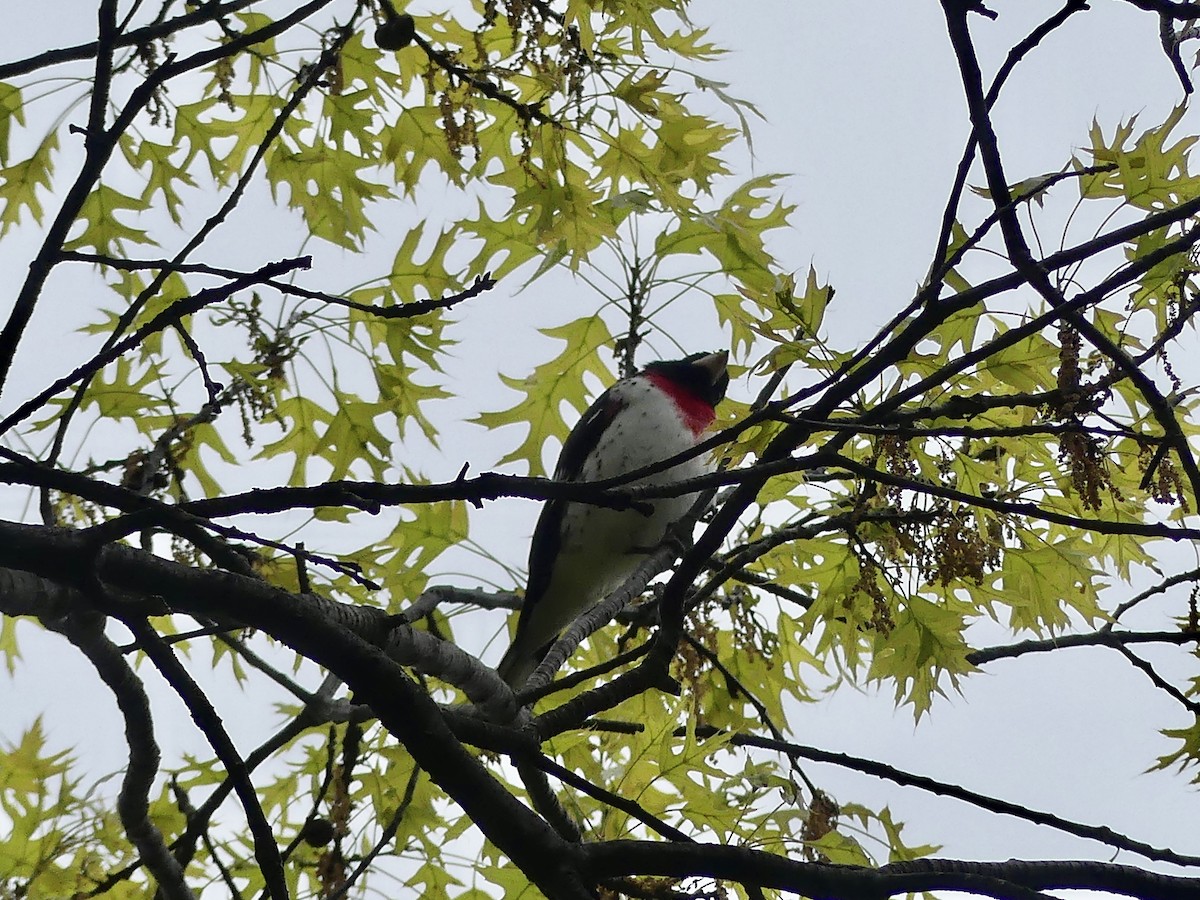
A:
<box><xmin>695</xmin><ymin>349</ymin><xmax>729</xmax><ymax>383</ymax></box>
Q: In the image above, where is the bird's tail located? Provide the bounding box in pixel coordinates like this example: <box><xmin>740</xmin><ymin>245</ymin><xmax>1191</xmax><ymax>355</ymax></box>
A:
<box><xmin>496</xmin><ymin>631</ymin><xmax>551</xmax><ymax>691</ymax></box>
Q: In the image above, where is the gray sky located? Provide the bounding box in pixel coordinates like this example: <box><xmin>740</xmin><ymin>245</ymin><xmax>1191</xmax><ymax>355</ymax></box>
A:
<box><xmin>700</xmin><ymin>0</ymin><xmax>1200</xmax><ymax>872</ymax></box>
<box><xmin>2</xmin><ymin>0</ymin><xmax>1198</xmax><ymax>890</ymax></box>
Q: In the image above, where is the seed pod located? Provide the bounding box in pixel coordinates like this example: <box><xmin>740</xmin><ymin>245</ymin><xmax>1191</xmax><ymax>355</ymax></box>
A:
<box><xmin>299</xmin><ymin>817</ymin><xmax>336</xmax><ymax>847</ymax></box>
<box><xmin>375</xmin><ymin>14</ymin><xmax>415</xmax><ymax>51</ymax></box>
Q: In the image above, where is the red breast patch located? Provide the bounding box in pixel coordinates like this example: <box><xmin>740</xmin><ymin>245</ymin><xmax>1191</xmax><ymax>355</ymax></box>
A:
<box><xmin>646</xmin><ymin>372</ymin><xmax>716</xmax><ymax>436</ymax></box>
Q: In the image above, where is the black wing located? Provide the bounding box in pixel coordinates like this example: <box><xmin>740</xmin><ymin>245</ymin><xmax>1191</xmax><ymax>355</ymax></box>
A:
<box><xmin>517</xmin><ymin>388</ymin><xmax>621</xmax><ymax>628</ymax></box>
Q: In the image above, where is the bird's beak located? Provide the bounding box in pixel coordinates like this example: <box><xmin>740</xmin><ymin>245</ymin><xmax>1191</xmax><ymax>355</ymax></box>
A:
<box><xmin>695</xmin><ymin>350</ymin><xmax>729</xmax><ymax>383</ymax></box>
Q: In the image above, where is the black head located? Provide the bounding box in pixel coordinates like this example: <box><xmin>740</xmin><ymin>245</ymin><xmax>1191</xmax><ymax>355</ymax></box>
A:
<box><xmin>642</xmin><ymin>350</ymin><xmax>729</xmax><ymax>407</ymax></box>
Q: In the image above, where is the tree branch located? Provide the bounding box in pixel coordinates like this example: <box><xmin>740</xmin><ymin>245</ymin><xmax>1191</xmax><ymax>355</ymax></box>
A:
<box><xmin>583</xmin><ymin>843</ymin><xmax>1200</xmax><ymax>900</ymax></box>
<box><xmin>0</xmin><ymin>524</ymin><xmax>589</xmax><ymax>899</ymax></box>
<box><xmin>674</xmin><ymin>724</ymin><xmax>1200</xmax><ymax>869</ymax></box>
<box><xmin>45</xmin><ymin>608</ymin><xmax>193</xmax><ymax>900</ymax></box>
<box><xmin>0</xmin><ymin>256</ymin><xmax>311</xmax><ymax>436</ymax></box>
<box><xmin>941</xmin><ymin>0</ymin><xmax>1200</xmax><ymax>508</ymax></box>
<box><xmin>127</xmin><ymin>619</ymin><xmax>288</xmax><ymax>900</ymax></box>
<box><xmin>0</xmin><ymin>0</ymin><xmax>265</xmax><ymax>81</ymax></box>
<box><xmin>969</xmin><ymin>629</ymin><xmax>1200</xmax><ymax>665</ymax></box>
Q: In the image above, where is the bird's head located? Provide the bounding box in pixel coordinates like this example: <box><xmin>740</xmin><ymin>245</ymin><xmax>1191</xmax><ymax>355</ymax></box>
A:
<box><xmin>643</xmin><ymin>350</ymin><xmax>730</xmax><ymax>408</ymax></box>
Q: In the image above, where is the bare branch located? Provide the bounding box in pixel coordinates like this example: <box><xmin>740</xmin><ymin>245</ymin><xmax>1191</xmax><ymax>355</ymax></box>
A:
<box><xmin>969</xmin><ymin>629</ymin><xmax>1200</xmax><ymax>665</ymax></box>
<box><xmin>584</xmin><ymin>843</ymin><xmax>1200</xmax><ymax>900</ymax></box>
<box><xmin>126</xmin><ymin>619</ymin><xmax>288</xmax><ymax>900</ymax></box>
<box><xmin>45</xmin><ymin>609</ymin><xmax>193</xmax><ymax>900</ymax></box>
<box><xmin>0</xmin><ymin>256</ymin><xmax>312</xmax><ymax>437</ymax></box>
<box><xmin>0</xmin><ymin>0</ymin><xmax>265</xmax><ymax>81</ymax></box>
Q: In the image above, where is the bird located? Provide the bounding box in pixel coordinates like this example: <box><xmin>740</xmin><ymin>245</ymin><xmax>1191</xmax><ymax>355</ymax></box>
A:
<box><xmin>496</xmin><ymin>349</ymin><xmax>730</xmax><ymax>690</ymax></box>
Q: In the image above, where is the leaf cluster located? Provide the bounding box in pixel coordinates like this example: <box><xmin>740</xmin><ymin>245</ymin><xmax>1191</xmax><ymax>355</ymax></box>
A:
<box><xmin>1</xmin><ymin>2</ymin><xmax>1200</xmax><ymax>900</ymax></box>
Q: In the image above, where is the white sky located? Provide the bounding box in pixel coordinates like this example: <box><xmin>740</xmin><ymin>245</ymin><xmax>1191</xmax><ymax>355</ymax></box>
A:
<box><xmin>1</xmin><ymin>0</ymin><xmax>1199</xmax><ymax>893</ymax></box>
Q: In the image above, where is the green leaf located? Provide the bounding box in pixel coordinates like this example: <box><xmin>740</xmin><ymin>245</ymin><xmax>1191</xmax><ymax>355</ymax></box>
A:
<box><xmin>176</xmin><ymin>93</ymin><xmax>286</xmax><ymax>184</ymax></box>
<box><xmin>614</xmin><ymin>69</ymin><xmax>671</xmax><ymax>117</ymax></box>
<box><xmin>79</xmin><ymin>357</ymin><xmax>167</xmax><ymax>421</ymax></box>
<box><xmin>267</xmin><ymin>143</ymin><xmax>392</xmax><ymax>249</ymax></box>
<box><xmin>62</xmin><ymin>182</ymin><xmax>155</xmax><ymax>254</ymax></box>
<box><xmin>385</xmin><ymin>104</ymin><xmax>467</xmax><ymax>190</ymax></box>
<box><xmin>651</xmin><ymin>113</ymin><xmax>737</xmax><ymax>192</ymax></box>
<box><xmin>0</xmin><ymin>614</ymin><xmax>20</xmax><ymax>675</ymax></box>
<box><xmin>257</xmin><ymin>395</ymin><xmax>335</xmax><ymax>485</ymax></box>
<box><xmin>868</xmin><ymin>595</ymin><xmax>975</xmax><ymax>718</ymax></box>
<box><xmin>1156</xmin><ymin>715</ymin><xmax>1200</xmax><ymax>783</ymax></box>
<box><xmin>348</xmin><ymin>221</ymin><xmax>463</xmax><ymax>306</ymax></box>
<box><xmin>0</xmin><ymin>81</ymin><xmax>24</xmax><ymax>165</ymax></box>
<box><xmin>1081</xmin><ymin>105</ymin><xmax>1200</xmax><ymax>209</ymax></box>
<box><xmin>120</xmin><ymin>135</ymin><xmax>198</xmax><ymax>226</ymax></box>
<box><xmin>472</xmin><ymin>317</ymin><xmax>616</xmax><ymax>475</ymax></box>
<box><xmin>0</xmin><ymin>130</ymin><xmax>57</xmax><ymax>236</ymax></box>
<box><xmin>313</xmin><ymin>391</ymin><xmax>392</xmax><ymax>481</ymax></box>
<box><xmin>138</xmin><ymin>415</ymin><xmax>239</xmax><ymax>499</ymax></box>
<box><xmin>807</xmin><ymin>829</ymin><xmax>872</xmax><ymax>866</ymax></box>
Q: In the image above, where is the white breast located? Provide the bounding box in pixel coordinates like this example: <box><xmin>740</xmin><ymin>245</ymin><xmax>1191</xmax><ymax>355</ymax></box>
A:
<box><xmin>519</xmin><ymin>376</ymin><xmax>715</xmax><ymax>652</ymax></box>
<box><xmin>561</xmin><ymin>376</ymin><xmax>712</xmax><ymax>558</ymax></box>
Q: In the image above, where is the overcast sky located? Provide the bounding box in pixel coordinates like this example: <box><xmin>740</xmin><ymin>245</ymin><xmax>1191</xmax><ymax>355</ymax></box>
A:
<box><xmin>698</xmin><ymin>0</ymin><xmax>1200</xmax><ymax>873</ymax></box>
<box><xmin>2</xmin><ymin>0</ymin><xmax>1199</xmax><ymax>890</ymax></box>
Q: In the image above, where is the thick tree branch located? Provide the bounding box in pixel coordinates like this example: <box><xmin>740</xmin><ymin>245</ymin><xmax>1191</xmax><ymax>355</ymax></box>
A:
<box><xmin>0</xmin><ymin>524</ymin><xmax>588</xmax><ymax>899</ymax></box>
<box><xmin>969</xmin><ymin>629</ymin><xmax>1200</xmax><ymax>665</ymax></box>
<box><xmin>85</xmin><ymin>1</ymin><xmax>119</xmax><ymax>155</ymax></box>
<box><xmin>531</xmin><ymin>755</ymin><xmax>692</xmax><ymax>843</ymax></box>
<box><xmin>583</xmin><ymin>843</ymin><xmax>1200</xmax><ymax>900</ymax></box>
<box><xmin>1124</xmin><ymin>0</ymin><xmax>1200</xmax><ymax>19</ymax></box>
<box><xmin>514</xmin><ymin>755</ymin><xmax>584</xmax><ymax>843</ymax></box>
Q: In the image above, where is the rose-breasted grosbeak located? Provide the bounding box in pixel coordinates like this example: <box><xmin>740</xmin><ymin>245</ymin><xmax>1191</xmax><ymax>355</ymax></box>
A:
<box><xmin>497</xmin><ymin>350</ymin><xmax>730</xmax><ymax>689</ymax></box>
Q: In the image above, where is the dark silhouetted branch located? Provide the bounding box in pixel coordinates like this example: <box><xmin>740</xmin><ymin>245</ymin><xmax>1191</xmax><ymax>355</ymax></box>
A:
<box><xmin>128</xmin><ymin>620</ymin><xmax>288</xmax><ymax>900</ymax></box>
<box><xmin>47</xmin><ymin>609</ymin><xmax>193</xmax><ymax>900</ymax></box>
